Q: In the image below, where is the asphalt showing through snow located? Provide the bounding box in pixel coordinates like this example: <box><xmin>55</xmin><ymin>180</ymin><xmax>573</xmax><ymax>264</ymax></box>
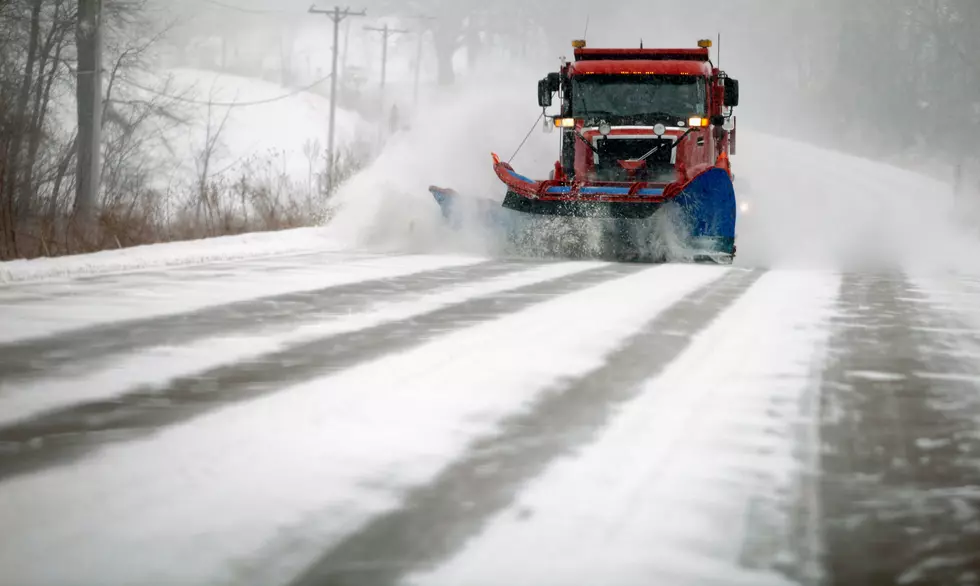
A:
<box><xmin>3</xmin><ymin>256</ymin><xmax>980</xmax><ymax>586</ymax></box>
<box><xmin>817</xmin><ymin>274</ymin><xmax>980</xmax><ymax>586</ymax></box>
<box><xmin>287</xmin><ymin>267</ymin><xmax>764</xmax><ymax>586</ymax></box>
<box><xmin>0</xmin><ymin>259</ymin><xmax>536</xmax><ymax>381</ymax></box>
<box><xmin>0</xmin><ymin>262</ymin><xmax>641</xmax><ymax>482</ymax></box>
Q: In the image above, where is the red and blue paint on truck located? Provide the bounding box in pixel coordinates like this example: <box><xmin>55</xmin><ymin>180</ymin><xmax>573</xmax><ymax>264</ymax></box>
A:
<box><xmin>430</xmin><ymin>38</ymin><xmax>741</xmax><ymax>263</ymax></box>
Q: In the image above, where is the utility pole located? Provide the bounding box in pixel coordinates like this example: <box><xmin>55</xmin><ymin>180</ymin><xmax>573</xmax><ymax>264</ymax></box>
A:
<box><xmin>364</xmin><ymin>23</ymin><xmax>409</xmax><ymax>112</ymax></box>
<box><xmin>74</xmin><ymin>0</ymin><xmax>103</xmax><ymax>220</ymax></box>
<box><xmin>309</xmin><ymin>4</ymin><xmax>366</xmax><ymax>196</ymax></box>
<box><xmin>341</xmin><ymin>17</ymin><xmax>352</xmax><ymax>78</ymax></box>
<box><xmin>409</xmin><ymin>15</ymin><xmax>437</xmax><ymax>109</ymax></box>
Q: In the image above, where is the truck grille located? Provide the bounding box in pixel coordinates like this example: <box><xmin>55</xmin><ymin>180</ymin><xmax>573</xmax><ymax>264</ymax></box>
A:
<box><xmin>593</xmin><ymin>137</ymin><xmax>674</xmax><ymax>182</ymax></box>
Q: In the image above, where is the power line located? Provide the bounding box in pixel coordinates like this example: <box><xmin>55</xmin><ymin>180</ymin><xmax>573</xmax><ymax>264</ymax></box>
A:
<box><xmin>118</xmin><ymin>73</ymin><xmax>333</xmax><ymax>108</ymax></box>
<box><xmin>199</xmin><ymin>0</ymin><xmax>289</xmax><ymax>15</ymax></box>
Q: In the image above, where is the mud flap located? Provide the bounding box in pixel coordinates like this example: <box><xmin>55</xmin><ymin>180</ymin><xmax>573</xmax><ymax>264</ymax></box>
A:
<box><xmin>672</xmin><ymin>167</ymin><xmax>737</xmax><ymax>259</ymax></box>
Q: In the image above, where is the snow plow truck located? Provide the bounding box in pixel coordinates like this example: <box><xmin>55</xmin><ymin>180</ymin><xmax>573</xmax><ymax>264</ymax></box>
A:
<box><xmin>430</xmin><ymin>38</ymin><xmax>741</xmax><ymax>263</ymax></box>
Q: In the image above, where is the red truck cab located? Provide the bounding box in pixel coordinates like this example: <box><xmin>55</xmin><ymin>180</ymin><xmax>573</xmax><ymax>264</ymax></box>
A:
<box><xmin>540</xmin><ymin>40</ymin><xmax>739</xmax><ymax>187</ymax></box>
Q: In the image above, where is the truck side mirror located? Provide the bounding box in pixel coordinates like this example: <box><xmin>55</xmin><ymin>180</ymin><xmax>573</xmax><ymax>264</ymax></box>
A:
<box><xmin>724</xmin><ymin>78</ymin><xmax>739</xmax><ymax>107</ymax></box>
<box><xmin>538</xmin><ymin>73</ymin><xmax>561</xmax><ymax>108</ymax></box>
<box><xmin>538</xmin><ymin>79</ymin><xmax>552</xmax><ymax>108</ymax></box>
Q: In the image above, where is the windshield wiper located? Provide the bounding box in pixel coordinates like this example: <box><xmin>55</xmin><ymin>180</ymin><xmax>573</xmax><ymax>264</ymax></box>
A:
<box><xmin>634</xmin><ymin>127</ymin><xmax>697</xmax><ymax>162</ymax></box>
<box><xmin>573</xmin><ymin>128</ymin><xmax>601</xmax><ymax>156</ymax></box>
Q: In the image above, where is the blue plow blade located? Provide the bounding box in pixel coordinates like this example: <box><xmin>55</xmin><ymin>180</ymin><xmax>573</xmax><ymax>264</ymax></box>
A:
<box><xmin>429</xmin><ymin>187</ymin><xmax>518</xmax><ymax>233</ymax></box>
<box><xmin>429</xmin><ymin>168</ymin><xmax>737</xmax><ymax>262</ymax></box>
<box><xmin>673</xmin><ymin>167</ymin><xmax>737</xmax><ymax>256</ymax></box>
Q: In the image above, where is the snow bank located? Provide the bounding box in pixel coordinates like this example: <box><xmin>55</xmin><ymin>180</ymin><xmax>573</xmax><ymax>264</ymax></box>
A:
<box><xmin>0</xmin><ymin>227</ymin><xmax>340</xmax><ymax>284</ymax></box>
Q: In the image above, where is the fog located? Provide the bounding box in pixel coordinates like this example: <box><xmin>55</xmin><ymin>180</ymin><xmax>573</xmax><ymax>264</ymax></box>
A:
<box><xmin>32</xmin><ymin>0</ymin><xmax>980</xmax><ymax>270</ymax></box>
<box><xmin>5</xmin><ymin>3</ymin><xmax>980</xmax><ymax>584</ymax></box>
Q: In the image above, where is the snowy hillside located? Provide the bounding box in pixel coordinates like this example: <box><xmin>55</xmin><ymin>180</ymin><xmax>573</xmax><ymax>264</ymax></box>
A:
<box><xmin>125</xmin><ymin>68</ymin><xmax>375</xmax><ymax>196</ymax></box>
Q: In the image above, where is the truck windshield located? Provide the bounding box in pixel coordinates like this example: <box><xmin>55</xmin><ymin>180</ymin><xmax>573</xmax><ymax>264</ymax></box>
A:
<box><xmin>571</xmin><ymin>74</ymin><xmax>706</xmax><ymax>119</ymax></box>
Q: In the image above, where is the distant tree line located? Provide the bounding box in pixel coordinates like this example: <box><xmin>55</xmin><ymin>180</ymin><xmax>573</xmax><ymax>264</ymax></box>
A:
<box><xmin>730</xmin><ymin>0</ymin><xmax>980</xmax><ymax>168</ymax></box>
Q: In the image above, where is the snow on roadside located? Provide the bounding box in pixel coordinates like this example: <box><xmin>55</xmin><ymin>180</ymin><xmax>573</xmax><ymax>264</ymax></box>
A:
<box><xmin>0</xmin><ymin>227</ymin><xmax>344</xmax><ymax>284</ymax></box>
<box><xmin>0</xmin><ymin>252</ymin><xmax>484</xmax><ymax>343</ymax></box>
<box><xmin>734</xmin><ymin>129</ymin><xmax>980</xmax><ymax>274</ymax></box>
<box><xmin>0</xmin><ymin>264</ymin><xmax>728</xmax><ymax>586</ymax></box>
<box><xmin>0</xmin><ymin>68</ymin><xmax>374</xmax><ymax>284</ymax></box>
<box><xmin>0</xmin><ymin>259</ymin><xmax>604</xmax><ymax>426</ymax></box>
<box><xmin>404</xmin><ymin>269</ymin><xmax>840</xmax><ymax>586</ymax></box>
<box><xmin>138</xmin><ymin>68</ymin><xmax>372</xmax><ymax>191</ymax></box>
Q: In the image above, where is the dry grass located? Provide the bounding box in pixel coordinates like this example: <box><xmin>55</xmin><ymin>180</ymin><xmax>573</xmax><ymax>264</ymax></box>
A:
<box><xmin>0</xmin><ymin>144</ymin><xmax>367</xmax><ymax>261</ymax></box>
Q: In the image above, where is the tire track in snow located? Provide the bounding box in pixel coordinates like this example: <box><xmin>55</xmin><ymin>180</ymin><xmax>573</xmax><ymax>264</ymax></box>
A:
<box><xmin>818</xmin><ymin>273</ymin><xmax>980</xmax><ymax>585</ymax></box>
<box><xmin>0</xmin><ymin>263</ymin><xmax>641</xmax><ymax>483</ymax></box>
<box><xmin>397</xmin><ymin>271</ymin><xmax>838</xmax><ymax>586</ymax></box>
<box><xmin>0</xmin><ymin>259</ymin><xmax>541</xmax><ymax>382</ymax></box>
<box><xmin>286</xmin><ymin>267</ymin><xmax>764</xmax><ymax>586</ymax></box>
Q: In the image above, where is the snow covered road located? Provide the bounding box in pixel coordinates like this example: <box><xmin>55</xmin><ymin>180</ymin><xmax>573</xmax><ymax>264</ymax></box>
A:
<box><xmin>2</xmin><ymin>250</ymin><xmax>980</xmax><ymax>586</ymax></box>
